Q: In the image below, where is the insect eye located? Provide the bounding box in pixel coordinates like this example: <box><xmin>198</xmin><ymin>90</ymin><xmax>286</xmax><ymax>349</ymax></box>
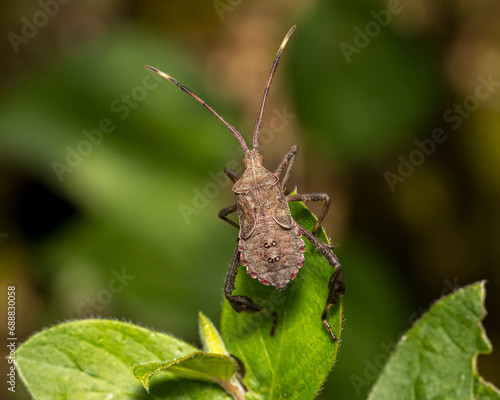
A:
<box><xmin>264</xmin><ymin>242</ymin><xmax>269</xmax><ymax>248</ymax></box>
<box><xmin>274</xmin><ymin>256</ymin><xmax>280</xmax><ymax>262</ymax></box>
<box><xmin>267</xmin><ymin>257</ymin><xmax>274</xmax><ymax>263</ymax></box>
<box><xmin>272</xmin><ymin>241</ymin><xmax>277</xmax><ymax>247</ymax></box>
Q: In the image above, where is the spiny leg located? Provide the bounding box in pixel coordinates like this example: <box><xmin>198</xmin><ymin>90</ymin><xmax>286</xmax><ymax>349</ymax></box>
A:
<box><xmin>322</xmin><ymin>266</ymin><xmax>345</xmax><ymax>340</ymax></box>
<box><xmin>296</xmin><ymin>223</ymin><xmax>345</xmax><ymax>341</ymax></box>
<box><xmin>287</xmin><ymin>192</ymin><xmax>331</xmax><ymax>236</ymax></box>
<box><xmin>274</xmin><ymin>144</ymin><xmax>298</xmax><ymax>194</ymax></box>
<box><xmin>224</xmin><ymin>245</ymin><xmax>278</xmax><ymax>336</ymax></box>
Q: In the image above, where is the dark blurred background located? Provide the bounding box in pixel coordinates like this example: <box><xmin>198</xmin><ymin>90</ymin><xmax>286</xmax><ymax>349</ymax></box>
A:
<box><xmin>1</xmin><ymin>1</ymin><xmax>499</xmax><ymax>399</ymax></box>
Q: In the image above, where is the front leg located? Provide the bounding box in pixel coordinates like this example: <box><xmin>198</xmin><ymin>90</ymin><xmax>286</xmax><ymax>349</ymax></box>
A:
<box><xmin>218</xmin><ymin>167</ymin><xmax>241</xmax><ymax>229</ymax></box>
<box><xmin>287</xmin><ymin>192</ymin><xmax>331</xmax><ymax>236</ymax></box>
<box><xmin>296</xmin><ymin>223</ymin><xmax>345</xmax><ymax>341</ymax></box>
<box><xmin>219</xmin><ymin>204</ymin><xmax>239</xmax><ymax>230</ymax></box>
<box><xmin>224</xmin><ymin>245</ymin><xmax>278</xmax><ymax>336</ymax></box>
<box><xmin>224</xmin><ymin>167</ymin><xmax>240</xmax><ymax>183</ymax></box>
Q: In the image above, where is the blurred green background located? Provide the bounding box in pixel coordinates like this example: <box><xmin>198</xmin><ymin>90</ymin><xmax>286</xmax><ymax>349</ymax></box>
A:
<box><xmin>1</xmin><ymin>0</ymin><xmax>499</xmax><ymax>399</ymax></box>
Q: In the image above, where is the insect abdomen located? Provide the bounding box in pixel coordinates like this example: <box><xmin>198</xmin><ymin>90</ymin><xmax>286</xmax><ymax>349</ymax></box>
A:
<box><xmin>239</xmin><ymin>208</ymin><xmax>305</xmax><ymax>290</ymax></box>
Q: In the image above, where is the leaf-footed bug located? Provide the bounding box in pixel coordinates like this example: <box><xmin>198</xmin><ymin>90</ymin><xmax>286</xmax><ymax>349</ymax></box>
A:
<box><xmin>145</xmin><ymin>25</ymin><xmax>345</xmax><ymax>341</ymax></box>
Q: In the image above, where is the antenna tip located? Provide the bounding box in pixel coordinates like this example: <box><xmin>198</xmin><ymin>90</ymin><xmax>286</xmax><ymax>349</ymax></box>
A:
<box><xmin>144</xmin><ymin>66</ymin><xmax>176</xmax><ymax>82</ymax></box>
<box><xmin>280</xmin><ymin>25</ymin><xmax>297</xmax><ymax>51</ymax></box>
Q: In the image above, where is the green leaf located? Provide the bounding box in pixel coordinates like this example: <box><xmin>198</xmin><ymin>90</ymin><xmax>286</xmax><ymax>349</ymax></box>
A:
<box><xmin>195</xmin><ymin>312</ymin><xmax>247</xmax><ymax>399</ymax></box>
<box><xmin>475</xmin><ymin>378</ymin><xmax>500</xmax><ymax>400</ymax></box>
<box><xmin>367</xmin><ymin>281</ymin><xmax>500</xmax><ymax>400</ymax></box>
<box><xmin>133</xmin><ymin>313</ymin><xmax>246</xmax><ymax>400</ymax></box>
<box><xmin>17</xmin><ymin>319</ymin><xmax>230</xmax><ymax>399</ymax></box>
<box><xmin>220</xmin><ymin>200</ymin><xmax>343</xmax><ymax>400</ymax></box>
<box><xmin>133</xmin><ymin>352</ymin><xmax>237</xmax><ymax>391</ymax></box>
<box><xmin>199</xmin><ymin>311</ymin><xmax>230</xmax><ymax>355</ymax></box>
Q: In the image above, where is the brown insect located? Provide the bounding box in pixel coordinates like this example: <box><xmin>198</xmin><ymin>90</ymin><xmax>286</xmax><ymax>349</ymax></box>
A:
<box><xmin>146</xmin><ymin>25</ymin><xmax>345</xmax><ymax>341</ymax></box>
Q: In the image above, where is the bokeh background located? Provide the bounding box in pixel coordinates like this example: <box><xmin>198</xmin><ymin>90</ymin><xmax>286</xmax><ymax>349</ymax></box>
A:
<box><xmin>1</xmin><ymin>0</ymin><xmax>499</xmax><ymax>399</ymax></box>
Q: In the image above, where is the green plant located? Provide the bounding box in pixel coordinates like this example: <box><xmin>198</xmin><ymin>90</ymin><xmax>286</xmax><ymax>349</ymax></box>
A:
<box><xmin>16</xmin><ymin>203</ymin><xmax>499</xmax><ymax>399</ymax></box>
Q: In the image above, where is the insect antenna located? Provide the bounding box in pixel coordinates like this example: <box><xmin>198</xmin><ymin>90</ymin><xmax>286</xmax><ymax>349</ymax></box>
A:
<box><xmin>145</xmin><ymin>65</ymin><xmax>250</xmax><ymax>154</ymax></box>
<box><xmin>252</xmin><ymin>25</ymin><xmax>296</xmax><ymax>151</ymax></box>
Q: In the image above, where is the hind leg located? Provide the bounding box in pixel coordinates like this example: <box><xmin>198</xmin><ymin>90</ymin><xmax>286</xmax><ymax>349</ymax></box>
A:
<box><xmin>224</xmin><ymin>245</ymin><xmax>278</xmax><ymax>336</ymax></box>
<box><xmin>296</xmin><ymin>223</ymin><xmax>345</xmax><ymax>341</ymax></box>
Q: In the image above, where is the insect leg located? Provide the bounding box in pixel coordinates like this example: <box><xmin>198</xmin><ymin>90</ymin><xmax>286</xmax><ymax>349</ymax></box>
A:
<box><xmin>286</xmin><ymin>193</ymin><xmax>331</xmax><ymax>236</ymax></box>
<box><xmin>219</xmin><ymin>204</ymin><xmax>239</xmax><ymax>230</ymax></box>
<box><xmin>296</xmin><ymin>223</ymin><xmax>345</xmax><ymax>342</ymax></box>
<box><xmin>224</xmin><ymin>245</ymin><xmax>279</xmax><ymax>336</ymax></box>
<box><xmin>218</xmin><ymin>168</ymin><xmax>241</xmax><ymax>228</ymax></box>
<box><xmin>224</xmin><ymin>167</ymin><xmax>240</xmax><ymax>183</ymax></box>
<box><xmin>274</xmin><ymin>144</ymin><xmax>298</xmax><ymax>194</ymax></box>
